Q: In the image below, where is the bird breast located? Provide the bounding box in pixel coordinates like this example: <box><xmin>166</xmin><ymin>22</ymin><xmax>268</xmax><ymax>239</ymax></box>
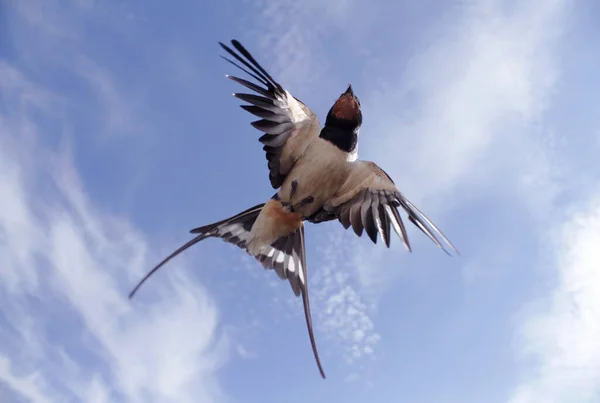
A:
<box><xmin>280</xmin><ymin>138</ymin><xmax>352</xmax><ymax>218</ymax></box>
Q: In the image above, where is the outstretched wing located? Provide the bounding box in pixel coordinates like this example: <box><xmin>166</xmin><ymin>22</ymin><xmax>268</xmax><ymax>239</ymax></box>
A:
<box><xmin>219</xmin><ymin>40</ymin><xmax>322</xmax><ymax>189</ymax></box>
<box><xmin>325</xmin><ymin>161</ymin><xmax>458</xmax><ymax>254</ymax></box>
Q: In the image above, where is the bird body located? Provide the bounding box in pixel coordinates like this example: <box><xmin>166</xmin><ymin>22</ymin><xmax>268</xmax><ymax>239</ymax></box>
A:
<box><xmin>128</xmin><ymin>39</ymin><xmax>458</xmax><ymax>380</ymax></box>
<box><xmin>248</xmin><ymin>139</ymin><xmax>352</xmax><ymax>253</ymax></box>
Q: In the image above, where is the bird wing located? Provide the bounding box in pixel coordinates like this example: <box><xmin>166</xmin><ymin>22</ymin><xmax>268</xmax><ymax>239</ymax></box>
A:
<box><xmin>219</xmin><ymin>40</ymin><xmax>322</xmax><ymax>189</ymax></box>
<box><xmin>325</xmin><ymin>161</ymin><xmax>458</xmax><ymax>254</ymax></box>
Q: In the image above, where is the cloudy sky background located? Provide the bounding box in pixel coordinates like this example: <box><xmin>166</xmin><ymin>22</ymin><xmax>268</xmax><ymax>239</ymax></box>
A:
<box><xmin>1</xmin><ymin>0</ymin><xmax>600</xmax><ymax>402</ymax></box>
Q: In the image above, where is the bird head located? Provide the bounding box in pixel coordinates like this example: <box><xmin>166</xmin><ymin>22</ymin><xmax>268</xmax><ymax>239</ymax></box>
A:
<box><xmin>325</xmin><ymin>84</ymin><xmax>362</xmax><ymax>131</ymax></box>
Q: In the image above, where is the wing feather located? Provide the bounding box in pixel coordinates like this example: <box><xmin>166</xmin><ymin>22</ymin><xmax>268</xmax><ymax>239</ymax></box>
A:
<box><xmin>349</xmin><ymin>200</ymin><xmax>364</xmax><ymax>237</ymax></box>
<box><xmin>219</xmin><ymin>40</ymin><xmax>322</xmax><ymax>189</ymax></box>
<box><xmin>361</xmin><ymin>192</ymin><xmax>377</xmax><ymax>243</ymax></box>
<box><xmin>325</xmin><ymin>161</ymin><xmax>458</xmax><ymax>254</ymax></box>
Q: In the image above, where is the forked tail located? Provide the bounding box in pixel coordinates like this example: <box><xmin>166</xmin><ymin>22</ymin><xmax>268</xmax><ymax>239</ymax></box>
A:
<box><xmin>128</xmin><ymin>203</ymin><xmax>326</xmax><ymax>378</ymax></box>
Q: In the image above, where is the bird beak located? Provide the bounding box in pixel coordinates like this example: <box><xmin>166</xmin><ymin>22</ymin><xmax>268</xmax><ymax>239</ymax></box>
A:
<box><xmin>344</xmin><ymin>84</ymin><xmax>354</xmax><ymax>96</ymax></box>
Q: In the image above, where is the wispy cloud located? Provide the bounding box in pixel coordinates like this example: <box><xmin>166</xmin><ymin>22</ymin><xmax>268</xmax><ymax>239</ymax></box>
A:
<box><xmin>311</xmin><ymin>230</ymin><xmax>381</xmax><ymax>367</ymax></box>
<box><xmin>0</xmin><ymin>78</ymin><xmax>229</xmax><ymax>403</ymax></box>
<box><xmin>509</xmin><ymin>194</ymin><xmax>600</xmax><ymax>403</ymax></box>
<box><xmin>0</xmin><ymin>8</ymin><xmax>230</xmax><ymax>403</ymax></box>
<box><xmin>366</xmin><ymin>0</ymin><xmax>567</xmax><ymax>202</ymax></box>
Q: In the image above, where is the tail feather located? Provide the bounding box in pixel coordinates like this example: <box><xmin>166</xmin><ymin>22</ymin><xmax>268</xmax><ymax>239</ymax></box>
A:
<box><xmin>128</xmin><ymin>203</ymin><xmax>326</xmax><ymax>379</ymax></box>
<box><xmin>266</xmin><ymin>233</ymin><xmax>303</xmax><ymax>295</ymax></box>
<box><xmin>128</xmin><ymin>203</ymin><xmax>264</xmax><ymax>299</ymax></box>
<box><xmin>190</xmin><ymin>203</ymin><xmax>265</xmax><ymax>237</ymax></box>
<box><xmin>254</xmin><ymin>224</ymin><xmax>325</xmax><ymax>379</ymax></box>
<box><xmin>298</xmin><ymin>226</ymin><xmax>326</xmax><ymax>379</ymax></box>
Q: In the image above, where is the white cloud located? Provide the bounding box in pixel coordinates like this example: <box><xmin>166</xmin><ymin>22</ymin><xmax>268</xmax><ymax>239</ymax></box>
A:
<box><xmin>365</xmin><ymin>0</ymin><xmax>567</xmax><ymax>207</ymax></box>
<box><xmin>0</xmin><ymin>30</ymin><xmax>229</xmax><ymax>403</ymax></box>
<box><xmin>509</xmin><ymin>195</ymin><xmax>600</xmax><ymax>403</ymax></box>
<box><xmin>0</xmin><ymin>357</ymin><xmax>54</xmax><ymax>403</ymax></box>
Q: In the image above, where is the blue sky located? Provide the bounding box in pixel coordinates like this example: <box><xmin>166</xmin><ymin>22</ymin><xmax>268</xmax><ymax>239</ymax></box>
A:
<box><xmin>1</xmin><ymin>0</ymin><xmax>600</xmax><ymax>402</ymax></box>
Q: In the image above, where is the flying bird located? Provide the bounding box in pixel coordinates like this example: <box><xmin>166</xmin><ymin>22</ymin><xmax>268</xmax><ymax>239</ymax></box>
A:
<box><xmin>128</xmin><ymin>39</ymin><xmax>457</xmax><ymax>379</ymax></box>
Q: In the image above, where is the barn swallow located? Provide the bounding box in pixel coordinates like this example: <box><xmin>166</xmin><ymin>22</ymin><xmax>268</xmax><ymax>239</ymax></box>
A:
<box><xmin>128</xmin><ymin>39</ymin><xmax>458</xmax><ymax>379</ymax></box>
